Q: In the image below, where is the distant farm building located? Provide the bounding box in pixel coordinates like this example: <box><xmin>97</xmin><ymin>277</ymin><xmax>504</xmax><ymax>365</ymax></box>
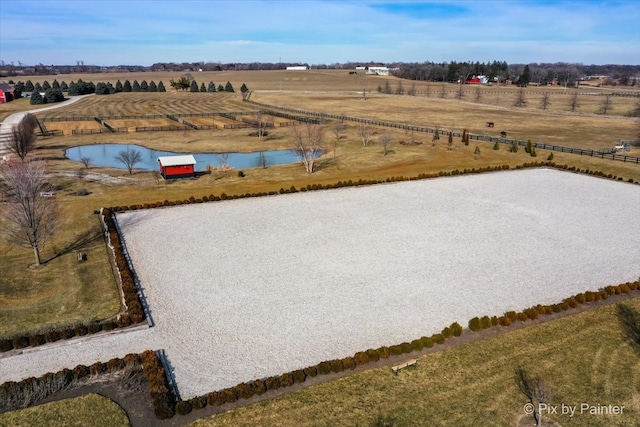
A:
<box><xmin>158</xmin><ymin>155</ymin><xmax>197</xmax><ymax>179</ymax></box>
<box><xmin>465</xmin><ymin>75</ymin><xmax>488</xmax><ymax>84</ymax></box>
<box><xmin>286</xmin><ymin>66</ymin><xmax>309</xmax><ymax>71</ymax></box>
<box><xmin>366</xmin><ymin>67</ymin><xmax>399</xmax><ymax>76</ymax></box>
<box><xmin>0</xmin><ymin>82</ymin><xmax>18</xmax><ymax>103</ymax></box>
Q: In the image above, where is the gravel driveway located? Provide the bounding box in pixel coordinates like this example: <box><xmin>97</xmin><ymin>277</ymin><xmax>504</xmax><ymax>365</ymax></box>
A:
<box><xmin>2</xmin><ymin>169</ymin><xmax>639</xmax><ymax>400</ymax></box>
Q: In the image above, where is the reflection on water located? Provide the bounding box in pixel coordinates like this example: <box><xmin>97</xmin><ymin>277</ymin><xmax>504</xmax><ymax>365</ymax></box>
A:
<box><xmin>65</xmin><ymin>144</ymin><xmax>313</xmax><ymax>172</ymax></box>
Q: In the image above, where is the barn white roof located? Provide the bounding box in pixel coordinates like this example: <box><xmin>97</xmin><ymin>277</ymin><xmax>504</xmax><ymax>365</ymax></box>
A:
<box><xmin>157</xmin><ymin>155</ymin><xmax>197</xmax><ymax>166</ymax></box>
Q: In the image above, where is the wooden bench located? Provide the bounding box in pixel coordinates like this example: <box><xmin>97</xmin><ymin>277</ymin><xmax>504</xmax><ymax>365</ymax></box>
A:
<box><xmin>391</xmin><ymin>358</ymin><xmax>417</xmax><ymax>375</ymax></box>
<box><xmin>76</xmin><ymin>252</ymin><xmax>86</xmax><ymax>262</ymax></box>
<box><xmin>40</xmin><ymin>191</ymin><xmax>56</xmax><ymax>197</ymax></box>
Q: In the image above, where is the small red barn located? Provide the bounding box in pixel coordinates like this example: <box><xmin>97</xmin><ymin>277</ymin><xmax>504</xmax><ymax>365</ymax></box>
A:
<box><xmin>158</xmin><ymin>155</ymin><xmax>197</xmax><ymax>179</ymax></box>
<box><xmin>0</xmin><ymin>83</ymin><xmax>17</xmax><ymax>103</ymax></box>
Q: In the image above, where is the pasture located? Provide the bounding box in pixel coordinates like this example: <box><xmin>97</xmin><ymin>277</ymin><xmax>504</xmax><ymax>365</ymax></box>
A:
<box><xmin>1</xmin><ymin>68</ymin><xmax>639</xmax><ymax>425</ymax></box>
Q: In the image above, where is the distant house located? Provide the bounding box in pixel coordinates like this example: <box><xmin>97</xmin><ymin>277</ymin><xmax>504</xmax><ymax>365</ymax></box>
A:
<box><xmin>0</xmin><ymin>82</ymin><xmax>18</xmax><ymax>103</ymax></box>
<box><xmin>466</xmin><ymin>75</ymin><xmax>488</xmax><ymax>84</ymax></box>
<box><xmin>158</xmin><ymin>155</ymin><xmax>197</xmax><ymax>179</ymax></box>
<box><xmin>366</xmin><ymin>67</ymin><xmax>399</xmax><ymax>76</ymax></box>
<box><xmin>286</xmin><ymin>66</ymin><xmax>309</xmax><ymax>71</ymax></box>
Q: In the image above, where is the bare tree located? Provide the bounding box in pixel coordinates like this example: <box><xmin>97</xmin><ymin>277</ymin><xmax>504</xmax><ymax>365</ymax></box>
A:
<box><xmin>395</xmin><ymin>81</ymin><xmax>404</xmax><ymax>95</ymax></box>
<box><xmin>332</xmin><ymin>120</ymin><xmax>345</xmax><ymax>158</ymax></box>
<box><xmin>8</xmin><ymin>114</ymin><xmax>38</xmax><ymax>161</ymax></box>
<box><xmin>539</xmin><ymin>92</ymin><xmax>551</xmax><ymax>110</ymax></box>
<box><xmin>408</xmin><ymin>82</ymin><xmax>417</xmax><ymax>96</ymax></box>
<box><xmin>474</xmin><ymin>86</ymin><xmax>483</xmax><ymax>103</ymax></box>
<box><xmin>513</xmin><ymin>87</ymin><xmax>528</xmax><ymax>107</ymax></box>
<box><xmin>380</xmin><ymin>133</ymin><xmax>392</xmax><ymax>155</ymax></box>
<box><xmin>252</xmin><ymin>111</ymin><xmax>272</xmax><ymax>142</ymax></box>
<box><xmin>439</xmin><ymin>84</ymin><xmax>446</xmax><ymax>99</ymax></box>
<box><xmin>256</xmin><ymin>151</ymin><xmax>267</xmax><ymax>169</ymax></box>
<box><xmin>114</xmin><ymin>147</ymin><xmax>142</xmax><ymax>174</ymax></box>
<box><xmin>598</xmin><ymin>94</ymin><xmax>613</xmax><ymax>115</ymax></box>
<box><xmin>358</xmin><ymin>124</ymin><xmax>373</xmax><ymax>146</ymax></box>
<box><xmin>0</xmin><ymin>161</ymin><xmax>58</xmax><ymax>266</ymax></box>
<box><xmin>568</xmin><ymin>91</ymin><xmax>580</xmax><ymax>112</ymax></box>
<box><xmin>515</xmin><ymin>367</ymin><xmax>552</xmax><ymax>427</ymax></box>
<box><xmin>291</xmin><ymin>123</ymin><xmax>324</xmax><ymax>174</ymax></box>
<box><xmin>80</xmin><ymin>156</ymin><xmax>92</xmax><ymax>168</ymax></box>
<box><xmin>456</xmin><ymin>83</ymin><xmax>465</xmax><ymax>99</ymax></box>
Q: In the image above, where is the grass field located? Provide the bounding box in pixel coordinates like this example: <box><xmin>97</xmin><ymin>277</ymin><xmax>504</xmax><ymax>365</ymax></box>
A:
<box><xmin>0</xmin><ymin>393</ymin><xmax>130</xmax><ymax>427</ymax></box>
<box><xmin>1</xmin><ymin>69</ymin><xmax>639</xmax><ymax>425</ymax></box>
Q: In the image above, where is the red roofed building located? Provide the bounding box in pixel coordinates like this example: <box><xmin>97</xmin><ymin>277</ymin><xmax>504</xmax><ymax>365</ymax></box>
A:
<box><xmin>158</xmin><ymin>155</ymin><xmax>197</xmax><ymax>179</ymax></box>
<box><xmin>0</xmin><ymin>83</ymin><xmax>18</xmax><ymax>103</ymax></box>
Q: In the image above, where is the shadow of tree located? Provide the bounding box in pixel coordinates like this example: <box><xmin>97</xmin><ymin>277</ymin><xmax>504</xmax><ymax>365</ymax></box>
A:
<box><xmin>45</xmin><ymin>229</ymin><xmax>103</xmax><ymax>264</ymax></box>
<box><xmin>616</xmin><ymin>303</ymin><xmax>640</xmax><ymax>353</ymax></box>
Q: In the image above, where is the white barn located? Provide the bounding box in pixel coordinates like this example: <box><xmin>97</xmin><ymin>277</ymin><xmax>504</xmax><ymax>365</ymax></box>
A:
<box><xmin>286</xmin><ymin>66</ymin><xmax>309</xmax><ymax>71</ymax></box>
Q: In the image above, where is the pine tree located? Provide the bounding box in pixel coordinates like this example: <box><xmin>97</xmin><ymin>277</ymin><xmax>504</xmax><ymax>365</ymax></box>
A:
<box><xmin>42</xmin><ymin>80</ymin><xmax>51</xmax><ymax>90</ymax></box>
<box><xmin>225</xmin><ymin>81</ymin><xmax>234</xmax><ymax>92</ymax></box>
<box><xmin>190</xmin><ymin>80</ymin><xmax>199</xmax><ymax>92</ymax></box>
<box><xmin>240</xmin><ymin>83</ymin><xmax>248</xmax><ymax>93</ymax></box>
<box><xmin>132</xmin><ymin>80</ymin><xmax>141</xmax><ymax>92</ymax></box>
<box><xmin>115</xmin><ymin>80</ymin><xmax>123</xmax><ymax>92</ymax></box>
<box><xmin>207</xmin><ymin>81</ymin><xmax>216</xmax><ymax>92</ymax></box>
<box><xmin>140</xmin><ymin>80</ymin><xmax>148</xmax><ymax>92</ymax></box>
<box><xmin>25</xmin><ymin>80</ymin><xmax>34</xmax><ymax>92</ymax></box>
<box><xmin>200</xmin><ymin>83</ymin><xmax>206</xmax><ymax>92</ymax></box>
<box><xmin>148</xmin><ymin>81</ymin><xmax>157</xmax><ymax>92</ymax></box>
<box><xmin>34</xmin><ymin>82</ymin><xmax>42</xmax><ymax>92</ymax></box>
<box><xmin>52</xmin><ymin>79</ymin><xmax>60</xmax><ymax>90</ymax></box>
<box><xmin>95</xmin><ymin>82</ymin><xmax>110</xmax><ymax>95</ymax></box>
<box><xmin>157</xmin><ymin>81</ymin><xmax>166</xmax><ymax>92</ymax></box>
<box><xmin>123</xmin><ymin>80</ymin><xmax>132</xmax><ymax>92</ymax></box>
<box><xmin>30</xmin><ymin>90</ymin><xmax>44</xmax><ymax>104</ymax></box>
<box><xmin>218</xmin><ymin>84</ymin><xmax>224</xmax><ymax>92</ymax></box>
<box><xmin>60</xmin><ymin>81</ymin><xmax>68</xmax><ymax>92</ymax></box>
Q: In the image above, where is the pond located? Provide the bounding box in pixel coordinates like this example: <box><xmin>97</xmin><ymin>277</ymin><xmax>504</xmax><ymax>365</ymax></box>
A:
<box><xmin>65</xmin><ymin>144</ymin><xmax>313</xmax><ymax>172</ymax></box>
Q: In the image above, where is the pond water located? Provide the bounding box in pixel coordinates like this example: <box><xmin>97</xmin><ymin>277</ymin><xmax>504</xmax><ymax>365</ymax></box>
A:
<box><xmin>65</xmin><ymin>144</ymin><xmax>312</xmax><ymax>172</ymax></box>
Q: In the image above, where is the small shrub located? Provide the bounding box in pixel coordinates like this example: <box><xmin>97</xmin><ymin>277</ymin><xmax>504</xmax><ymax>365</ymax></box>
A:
<box><xmin>12</xmin><ymin>336</ymin><xmax>29</xmax><ymax>349</ymax></box>
<box><xmin>400</xmin><ymin>342</ymin><xmax>413</xmax><ymax>353</ymax></box>
<box><xmin>238</xmin><ymin>170</ymin><xmax>245</xmax><ymax>177</ymax></box>
<box><xmin>411</xmin><ymin>339</ymin><xmax>424</xmax><ymax>352</ymax></box>
<box><xmin>432</xmin><ymin>334</ymin><xmax>445</xmax><ymax>345</ymax></box>
<box><xmin>480</xmin><ymin>316</ymin><xmax>492</xmax><ymax>329</ymax></box>
<box><xmin>250</xmin><ymin>379</ymin><xmax>266</xmax><ymax>395</ymax></box>
<box><xmin>221</xmin><ymin>388</ymin><xmax>238</xmax><ymax>403</ymax></box>
<box><xmin>342</xmin><ymin>357</ymin><xmax>357</xmax><ymax>370</ymax></box>
<box><xmin>441</xmin><ymin>327</ymin><xmax>452</xmax><ymax>339</ymax></box>
<box><xmin>389</xmin><ymin>345</ymin><xmax>402</xmax><ymax>356</ymax></box>
<box><xmin>330</xmin><ymin>359</ymin><xmax>345</xmax><ymax>373</ymax></box>
<box><xmin>235</xmin><ymin>382</ymin><xmax>253</xmax><ymax>399</ymax></box>
<box><xmin>189</xmin><ymin>395</ymin><xmax>207</xmax><ymax>410</ymax></box>
<box><xmin>207</xmin><ymin>391</ymin><xmax>223</xmax><ymax>406</ymax></box>
<box><xmin>303</xmin><ymin>366</ymin><xmax>317</xmax><ymax>377</ymax></box>
<box><xmin>450</xmin><ymin>322</ymin><xmax>463</xmax><ymax>336</ymax></box>
<box><xmin>316</xmin><ymin>361</ymin><xmax>332</xmax><ymax>375</ymax></box>
<box><xmin>44</xmin><ymin>330</ymin><xmax>61</xmax><ymax>343</ymax></box>
<box><xmin>366</xmin><ymin>349</ymin><xmax>380</xmax><ymax>362</ymax></box>
<box><xmin>499</xmin><ymin>316</ymin><xmax>512</xmax><ymax>326</ymax></box>
<box><xmin>29</xmin><ymin>334</ymin><xmax>45</xmax><ymax>347</ymax></box>
<box><xmin>279</xmin><ymin>372</ymin><xmax>294</xmax><ymax>387</ymax></box>
<box><xmin>175</xmin><ymin>400</ymin><xmax>192</xmax><ymax>416</ymax></box>
<box><xmin>566</xmin><ymin>297</ymin><xmax>578</xmax><ymax>308</ymax></box>
<box><xmin>575</xmin><ymin>293</ymin><xmax>586</xmax><ymax>304</ymax></box>
<box><xmin>517</xmin><ymin>313</ymin><xmax>528</xmax><ymax>322</ymax></box>
<box><xmin>292</xmin><ymin>369</ymin><xmax>306</xmax><ymax>383</ymax></box>
<box><xmin>420</xmin><ymin>336</ymin><xmax>434</xmax><ymax>348</ymax></box>
<box><xmin>88</xmin><ymin>322</ymin><xmax>102</xmax><ymax>334</ymax></box>
<box><xmin>377</xmin><ymin>347</ymin><xmax>391</xmax><ymax>359</ymax></box>
<box><xmin>266</xmin><ymin>375</ymin><xmax>281</xmax><ymax>390</ymax></box>
<box><xmin>468</xmin><ymin>317</ymin><xmax>482</xmax><ymax>332</ymax></box>
<box><xmin>154</xmin><ymin>395</ymin><xmax>175</xmax><ymax>419</ymax></box>
<box><xmin>0</xmin><ymin>339</ymin><xmax>13</xmax><ymax>352</ymax></box>
<box><xmin>354</xmin><ymin>351</ymin><xmax>370</xmax><ymax>365</ymax></box>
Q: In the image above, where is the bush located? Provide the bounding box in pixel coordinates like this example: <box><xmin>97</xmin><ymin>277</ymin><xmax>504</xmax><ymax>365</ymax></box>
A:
<box><xmin>279</xmin><ymin>372</ymin><xmax>294</xmax><ymax>387</ymax></box>
<box><xmin>377</xmin><ymin>347</ymin><xmax>391</xmax><ymax>359</ymax></box>
<box><xmin>450</xmin><ymin>322</ymin><xmax>463</xmax><ymax>336</ymax></box>
<box><xmin>468</xmin><ymin>317</ymin><xmax>482</xmax><ymax>332</ymax></box>
<box><xmin>400</xmin><ymin>342</ymin><xmax>413</xmax><ymax>354</ymax></box>
<box><xmin>303</xmin><ymin>366</ymin><xmax>317</xmax><ymax>377</ymax></box>
<box><xmin>221</xmin><ymin>388</ymin><xmax>238</xmax><ymax>403</ymax></box>
<box><xmin>480</xmin><ymin>316</ymin><xmax>492</xmax><ymax>329</ymax></box>
<box><xmin>292</xmin><ymin>370</ymin><xmax>306</xmax><ymax>383</ymax></box>
<box><xmin>342</xmin><ymin>357</ymin><xmax>357</xmax><ymax>370</ymax></box>
<box><xmin>316</xmin><ymin>361</ymin><xmax>332</xmax><ymax>375</ymax></box>
<box><xmin>154</xmin><ymin>395</ymin><xmax>175</xmax><ymax>419</ymax></box>
<box><xmin>366</xmin><ymin>349</ymin><xmax>380</xmax><ymax>362</ymax></box>
<box><xmin>330</xmin><ymin>359</ymin><xmax>345</xmax><ymax>373</ymax></box>
<box><xmin>441</xmin><ymin>327</ymin><xmax>452</xmax><ymax>339</ymax></box>
<box><xmin>235</xmin><ymin>382</ymin><xmax>253</xmax><ymax>399</ymax></box>
<box><xmin>265</xmin><ymin>375</ymin><xmax>281</xmax><ymax>390</ymax></box>
<box><xmin>420</xmin><ymin>336</ymin><xmax>434</xmax><ymax>348</ymax></box>
<box><xmin>0</xmin><ymin>339</ymin><xmax>13</xmax><ymax>352</ymax></box>
<box><xmin>250</xmin><ymin>379</ymin><xmax>266</xmax><ymax>395</ymax></box>
<box><xmin>498</xmin><ymin>316</ymin><xmax>512</xmax><ymax>326</ymax></box>
<box><xmin>354</xmin><ymin>351</ymin><xmax>370</xmax><ymax>365</ymax></box>
<box><xmin>207</xmin><ymin>391</ymin><xmax>223</xmax><ymax>407</ymax></box>
<box><xmin>189</xmin><ymin>395</ymin><xmax>207</xmax><ymax>410</ymax></box>
<box><xmin>411</xmin><ymin>339</ymin><xmax>424</xmax><ymax>352</ymax></box>
<box><xmin>175</xmin><ymin>400</ymin><xmax>192</xmax><ymax>416</ymax></box>
<box><xmin>389</xmin><ymin>345</ymin><xmax>402</xmax><ymax>356</ymax></box>
<box><xmin>432</xmin><ymin>334</ymin><xmax>445</xmax><ymax>345</ymax></box>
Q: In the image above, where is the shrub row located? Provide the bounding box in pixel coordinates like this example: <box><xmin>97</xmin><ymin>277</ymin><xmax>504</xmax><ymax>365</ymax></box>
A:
<box><xmin>468</xmin><ymin>281</ymin><xmax>640</xmax><ymax>332</ymax></box>
<box><xmin>140</xmin><ymin>350</ymin><xmax>175</xmax><ymax>419</ymax></box>
<box><xmin>0</xmin><ymin>353</ymin><xmax>141</xmax><ymax>414</ymax></box>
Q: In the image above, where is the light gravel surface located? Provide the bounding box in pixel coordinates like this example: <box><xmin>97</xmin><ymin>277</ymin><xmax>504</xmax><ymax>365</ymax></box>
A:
<box><xmin>2</xmin><ymin>169</ymin><xmax>639</xmax><ymax>399</ymax></box>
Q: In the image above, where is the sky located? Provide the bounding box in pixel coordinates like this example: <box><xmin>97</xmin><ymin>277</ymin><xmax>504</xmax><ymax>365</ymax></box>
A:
<box><xmin>1</xmin><ymin>0</ymin><xmax>639</xmax><ymax>66</ymax></box>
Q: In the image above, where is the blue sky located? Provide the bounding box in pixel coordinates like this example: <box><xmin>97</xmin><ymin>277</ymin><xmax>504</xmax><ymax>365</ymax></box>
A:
<box><xmin>1</xmin><ymin>0</ymin><xmax>639</xmax><ymax>66</ymax></box>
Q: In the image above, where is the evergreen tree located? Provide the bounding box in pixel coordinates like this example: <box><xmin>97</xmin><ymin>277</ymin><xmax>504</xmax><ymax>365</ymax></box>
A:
<box><xmin>34</xmin><ymin>82</ymin><xmax>42</xmax><ymax>92</ymax></box>
<box><xmin>207</xmin><ymin>81</ymin><xmax>216</xmax><ymax>92</ymax></box>
<box><xmin>95</xmin><ymin>82</ymin><xmax>110</xmax><ymax>95</ymax></box>
<box><xmin>217</xmin><ymin>84</ymin><xmax>225</xmax><ymax>92</ymax></box>
<box><xmin>240</xmin><ymin>83</ymin><xmax>248</xmax><ymax>93</ymax></box>
<box><xmin>25</xmin><ymin>80</ymin><xmax>34</xmax><ymax>92</ymax></box>
<box><xmin>42</xmin><ymin>80</ymin><xmax>51</xmax><ymax>90</ymax></box>
<box><xmin>157</xmin><ymin>81</ymin><xmax>166</xmax><ymax>92</ymax></box>
<box><xmin>30</xmin><ymin>90</ymin><xmax>44</xmax><ymax>104</ymax></box>
<box><xmin>106</xmin><ymin>82</ymin><xmax>116</xmax><ymax>94</ymax></box>
<box><xmin>519</xmin><ymin>65</ymin><xmax>531</xmax><ymax>86</ymax></box>
<box><xmin>123</xmin><ymin>80</ymin><xmax>132</xmax><ymax>92</ymax></box>
<box><xmin>140</xmin><ymin>80</ymin><xmax>148</xmax><ymax>92</ymax></box>
<box><xmin>52</xmin><ymin>79</ymin><xmax>60</xmax><ymax>90</ymax></box>
<box><xmin>67</xmin><ymin>82</ymin><xmax>78</xmax><ymax>95</ymax></box>
<box><xmin>190</xmin><ymin>80</ymin><xmax>199</xmax><ymax>92</ymax></box>
<box><xmin>132</xmin><ymin>80</ymin><xmax>141</xmax><ymax>92</ymax></box>
<box><xmin>60</xmin><ymin>81</ymin><xmax>68</xmax><ymax>92</ymax></box>
<box><xmin>225</xmin><ymin>81</ymin><xmax>234</xmax><ymax>92</ymax></box>
<box><xmin>200</xmin><ymin>82</ymin><xmax>206</xmax><ymax>92</ymax></box>
<box><xmin>14</xmin><ymin>81</ymin><xmax>25</xmax><ymax>93</ymax></box>
<box><xmin>148</xmin><ymin>81</ymin><xmax>157</xmax><ymax>92</ymax></box>
<box><xmin>115</xmin><ymin>80</ymin><xmax>123</xmax><ymax>92</ymax></box>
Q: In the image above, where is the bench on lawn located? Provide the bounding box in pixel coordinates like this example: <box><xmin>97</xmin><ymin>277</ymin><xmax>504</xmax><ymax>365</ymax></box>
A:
<box><xmin>391</xmin><ymin>358</ymin><xmax>417</xmax><ymax>375</ymax></box>
<box><xmin>76</xmin><ymin>252</ymin><xmax>86</xmax><ymax>262</ymax></box>
<box><xmin>40</xmin><ymin>191</ymin><xmax>56</xmax><ymax>197</ymax></box>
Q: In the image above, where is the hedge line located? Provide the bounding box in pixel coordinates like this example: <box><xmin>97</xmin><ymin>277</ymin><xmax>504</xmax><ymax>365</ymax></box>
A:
<box><xmin>0</xmin><ymin>210</ymin><xmax>147</xmax><ymax>353</ymax></box>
